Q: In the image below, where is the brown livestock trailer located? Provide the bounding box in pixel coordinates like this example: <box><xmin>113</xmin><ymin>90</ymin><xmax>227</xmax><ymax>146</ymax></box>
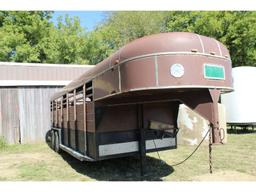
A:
<box><xmin>50</xmin><ymin>32</ymin><xmax>233</xmax><ymax>169</ymax></box>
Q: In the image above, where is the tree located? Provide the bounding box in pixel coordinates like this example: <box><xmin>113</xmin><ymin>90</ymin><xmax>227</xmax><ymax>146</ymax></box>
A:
<box><xmin>0</xmin><ymin>11</ymin><xmax>53</xmax><ymax>63</ymax></box>
<box><xmin>0</xmin><ymin>11</ymin><xmax>89</xmax><ymax>64</ymax></box>
<box><xmin>165</xmin><ymin>11</ymin><xmax>256</xmax><ymax>67</ymax></box>
<box><xmin>41</xmin><ymin>15</ymin><xmax>88</xmax><ymax>64</ymax></box>
<box><xmin>92</xmin><ymin>11</ymin><xmax>256</xmax><ymax>67</ymax></box>
<box><xmin>88</xmin><ymin>11</ymin><xmax>167</xmax><ymax>60</ymax></box>
<box><xmin>1</xmin><ymin>11</ymin><xmax>255</xmax><ymax>67</ymax></box>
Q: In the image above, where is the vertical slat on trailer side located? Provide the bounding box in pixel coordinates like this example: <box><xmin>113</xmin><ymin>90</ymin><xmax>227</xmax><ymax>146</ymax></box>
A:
<box><xmin>61</xmin><ymin>97</ymin><xmax>63</xmax><ymax>128</ymax></box>
<box><xmin>63</xmin><ymin>94</ymin><xmax>68</xmax><ymax>145</ymax></box>
<box><xmin>0</xmin><ymin>91</ymin><xmax>2</xmax><ymax>138</ymax></box>
<box><xmin>52</xmin><ymin>99</ymin><xmax>54</xmax><ymax>127</ymax></box>
<box><xmin>137</xmin><ymin>104</ymin><xmax>146</xmax><ymax>176</ymax></box>
<box><xmin>74</xmin><ymin>89</ymin><xmax>78</xmax><ymax>150</ymax></box>
<box><xmin>51</xmin><ymin>100</ymin><xmax>53</xmax><ymax>127</ymax></box>
<box><xmin>55</xmin><ymin>99</ymin><xmax>58</xmax><ymax>127</ymax></box>
<box><xmin>66</xmin><ymin>93</ymin><xmax>70</xmax><ymax>147</ymax></box>
<box><xmin>83</xmin><ymin>84</ymin><xmax>87</xmax><ymax>154</ymax></box>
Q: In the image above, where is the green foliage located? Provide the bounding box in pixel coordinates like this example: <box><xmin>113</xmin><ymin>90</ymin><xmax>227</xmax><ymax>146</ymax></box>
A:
<box><xmin>95</xmin><ymin>12</ymin><xmax>168</xmax><ymax>50</ymax></box>
<box><xmin>40</xmin><ymin>15</ymin><xmax>88</xmax><ymax>64</ymax></box>
<box><xmin>0</xmin><ymin>11</ymin><xmax>255</xmax><ymax>67</ymax></box>
<box><xmin>0</xmin><ymin>136</ymin><xmax>7</xmax><ymax>149</ymax></box>
<box><xmin>0</xmin><ymin>11</ymin><xmax>53</xmax><ymax>63</ymax></box>
<box><xmin>0</xmin><ymin>11</ymin><xmax>89</xmax><ymax>64</ymax></box>
<box><xmin>81</xmin><ymin>11</ymin><xmax>169</xmax><ymax>64</ymax></box>
<box><xmin>165</xmin><ymin>11</ymin><xmax>256</xmax><ymax>67</ymax></box>
<box><xmin>90</xmin><ymin>11</ymin><xmax>256</xmax><ymax>67</ymax></box>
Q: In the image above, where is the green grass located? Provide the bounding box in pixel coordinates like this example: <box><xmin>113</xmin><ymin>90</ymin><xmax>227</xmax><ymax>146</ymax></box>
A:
<box><xmin>0</xmin><ymin>132</ymin><xmax>255</xmax><ymax>181</ymax></box>
<box><xmin>0</xmin><ymin>136</ymin><xmax>7</xmax><ymax>149</ymax></box>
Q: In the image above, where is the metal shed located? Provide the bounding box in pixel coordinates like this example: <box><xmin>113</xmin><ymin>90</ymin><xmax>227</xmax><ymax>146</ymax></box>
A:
<box><xmin>0</xmin><ymin>62</ymin><xmax>93</xmax><ymax>144</ymax></box>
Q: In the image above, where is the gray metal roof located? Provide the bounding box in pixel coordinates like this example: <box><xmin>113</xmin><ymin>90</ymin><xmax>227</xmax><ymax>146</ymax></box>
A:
<box><xmin>0</xmin><ymin>62</ymin><xmax>94</xmax><ymax>86</ymax></box>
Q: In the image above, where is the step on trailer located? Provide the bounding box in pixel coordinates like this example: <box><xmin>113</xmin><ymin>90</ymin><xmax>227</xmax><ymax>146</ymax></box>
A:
<box><xmin>50</xmin><ymin>32</ymin><xmax>233</xmax><ymax>175</ymax></box>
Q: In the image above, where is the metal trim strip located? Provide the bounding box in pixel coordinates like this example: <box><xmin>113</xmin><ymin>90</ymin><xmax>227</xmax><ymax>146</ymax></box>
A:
<box><xmin>196</xmin><ymin>34</ymin><xmax>205</xmax><ymax>53</ymax></box>
<box><xmin>215</xmin><ymin>40</ymin><xmax>223</xmax><ymax>56</ymax></box>
<box><xmin>52</xmin><ymin>51</ymin><xmax>231</xmax><ymax>100</ymax></box>
<box><xmin>93</xmin><ymin>85</ymin><xmax>233</xmax><ymax>102</ymax></box>
<box><xmin>60</xmin><ymin>144</ymin><xmax>95</xmax><ymax>161</ymax></box>
<box><xmin>154</xmin><ymin>55</ymin><xmax>159</xmax><ymax>86</ymax></box>
<box><xmin>0</xmin><ymin>62</ymin><xmax>94</xmax><ymax>68</ymax></box>
<box><xmin>118</xmin><ymin>65</ymin><xmax>122</xmax><ymax>92</ymax></box>
<box><xmin>98</xmin><ymin>137</ymin><xmax>176</xmax><ymax>157</ymax></box>
<box><xmin>0</xmin><ymin>80</ymin><xmax>71</xmax><ymax>86</ymax></box>
<box><xmin>120</xmin><ymin>51</ymin><xmax>230</xmax><ymax>65</ymax></box>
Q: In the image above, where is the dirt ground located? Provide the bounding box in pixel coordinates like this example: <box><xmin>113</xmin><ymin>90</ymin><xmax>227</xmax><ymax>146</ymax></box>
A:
<box><xmin>0</xmin><ymin>132</ymin><xmax>256</xmax><ymax>181</ymax></box>
<box><xmin>1</xmin><ymin>152</ymin><xmax>255</xmax><ymax>181</ymax></box>
<box><xmin>193</xmin><ymin>170</ymin><xmax>256</xmax><ymax>181</ymax></box>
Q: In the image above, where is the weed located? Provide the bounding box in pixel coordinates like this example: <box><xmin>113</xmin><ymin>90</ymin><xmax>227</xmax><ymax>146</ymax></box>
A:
<box><xmin>0</xmin><ymin>136</ymin><xmax>7</xmax><ymax>150</ymax></box>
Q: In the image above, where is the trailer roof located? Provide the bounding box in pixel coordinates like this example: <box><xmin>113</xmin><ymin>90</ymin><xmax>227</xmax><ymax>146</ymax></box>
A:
<box><xmin>52</xmin><ymin>32</ymin><xmax>230</xmax><ymax>99</ymax></box>
<box><xmin>0</xmin><ymin>62</ymin><xmax>94</xmax><ymax>86</ymax></box>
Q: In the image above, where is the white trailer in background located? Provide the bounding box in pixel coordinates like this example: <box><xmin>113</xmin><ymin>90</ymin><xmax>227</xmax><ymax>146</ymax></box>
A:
<box><xmin>221</xmin><ymin>66</ymin><xmax>256</xmax><ymax>129</ymax></box>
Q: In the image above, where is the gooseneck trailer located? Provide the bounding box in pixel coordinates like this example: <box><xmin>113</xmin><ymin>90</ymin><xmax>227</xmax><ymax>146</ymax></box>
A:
<box><xmin>50</xmin><ymin>32</ymin><xmax>233</xmax><ymax>167</ymax></box>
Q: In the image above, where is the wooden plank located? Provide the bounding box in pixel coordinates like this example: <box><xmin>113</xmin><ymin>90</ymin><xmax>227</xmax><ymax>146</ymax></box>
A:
<box><xmin>0</xmin><ymin>88</ymin><xmax>20</xmax><ymax>144</ymax></box>
<box><xmin>18</xmin><ymin>87</ymin><xmax>62</xmax><ymax>143</ymax></box>
<box><xmin>0</xmin><ymin>87</ymin><xmax>67</xmax><ymax>144</ymax></box>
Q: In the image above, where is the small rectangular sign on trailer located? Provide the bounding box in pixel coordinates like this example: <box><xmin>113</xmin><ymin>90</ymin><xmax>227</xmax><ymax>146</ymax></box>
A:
<box><xmin>204</xmin><ymin>64</ymin><xmax>225</xmax><ymax>80</ymax></box>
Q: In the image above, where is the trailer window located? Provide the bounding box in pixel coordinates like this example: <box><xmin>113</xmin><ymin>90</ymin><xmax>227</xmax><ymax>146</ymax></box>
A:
<box><xmin>85</xmin><ymin>81</ymin><xmax>93</xmax><ymax>101</ymax></box>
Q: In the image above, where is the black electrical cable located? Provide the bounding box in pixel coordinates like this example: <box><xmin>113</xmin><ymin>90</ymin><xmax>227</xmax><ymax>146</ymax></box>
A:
<box><xmin>152</xmin><ymin>139</ymin><xmax>162</xmax><ymax>161</ymax></box>
<box><xmin>153</xmin><ymin>127</ymin><xmax>211</xmax><ymax>167</ymax></box>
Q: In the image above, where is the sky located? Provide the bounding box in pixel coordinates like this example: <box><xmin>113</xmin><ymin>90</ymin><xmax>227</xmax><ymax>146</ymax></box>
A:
<box><xmin>51</xmin><ymin>11</ymin><xmax>107</xmax><ymax>31</ymax></box>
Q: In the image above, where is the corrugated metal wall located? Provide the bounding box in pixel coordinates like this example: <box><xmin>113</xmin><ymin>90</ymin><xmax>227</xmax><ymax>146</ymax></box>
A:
<box><xmin>0</xmin><ymin>87</ymin><xmax>62</xmax><ymax>144</ymax></box>
<box><xmin>0</xmin><ymin>63</ymin><xmax>92</xmax><ymax>81</ymax></box>
<box><xmin>0</xmin><ymin>89</ymin><xmax>20</xmax><ymax>144</ymax></box>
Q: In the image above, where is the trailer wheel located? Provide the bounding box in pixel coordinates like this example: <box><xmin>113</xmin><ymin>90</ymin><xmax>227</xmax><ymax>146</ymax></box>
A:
<box><xmin>51</xmin><ymin>130</ymin><xmax>55</xmax><ymax>150</ymax></box>
<box><xmin>54</xmin><ymin>131</ymin><xmax>60</xmax><ymax>153</ymax></box>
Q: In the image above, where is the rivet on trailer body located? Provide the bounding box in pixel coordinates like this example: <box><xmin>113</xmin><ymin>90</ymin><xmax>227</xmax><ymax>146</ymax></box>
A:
<box><xmin>115</xmin><ymin>59</ymin><xmax>120</xmax><ymax>64</ymax></box>
<box><xmin>191</xmin><ymin>49</ymin><xmax>198</xmax><ymax>53</ymax></box>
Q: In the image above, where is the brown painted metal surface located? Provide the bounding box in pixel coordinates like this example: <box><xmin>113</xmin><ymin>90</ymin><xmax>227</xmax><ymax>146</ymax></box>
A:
<box><xmin>51</xmin><ymin>32</ymin><xmax>233</xmax><ymax>158</ymax></box>
<box><xmin>52</xmin><ymin>32</ymin><xmax>232</xmax><ymax>99</ymax></box>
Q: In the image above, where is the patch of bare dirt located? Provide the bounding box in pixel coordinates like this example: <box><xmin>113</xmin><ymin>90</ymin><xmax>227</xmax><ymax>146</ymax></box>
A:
<box><xmin>193</xmin><ymin>170</ymin><xmax>256</xmax><ymax>181</ymax></box>
<box><xmin>0</xmin><ymin>152</ymin><xmax>56</xmax><ymax>180</ymax></box>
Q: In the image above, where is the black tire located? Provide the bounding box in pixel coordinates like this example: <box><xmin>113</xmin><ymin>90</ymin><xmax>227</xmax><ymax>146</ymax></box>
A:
<box><xmin>54</xmin><ymin>131</ymin><xmax>60</xmax><ymax>153</ymax></box>
<box><xmin>45</xmin><ymin>130</ymin><xmax>51</xmax><ymax>143</ymax></box>
<box><xmin>51</xmin><ymin>130</ymin><xmax>55</xmax><ymax>150</ymax></box>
